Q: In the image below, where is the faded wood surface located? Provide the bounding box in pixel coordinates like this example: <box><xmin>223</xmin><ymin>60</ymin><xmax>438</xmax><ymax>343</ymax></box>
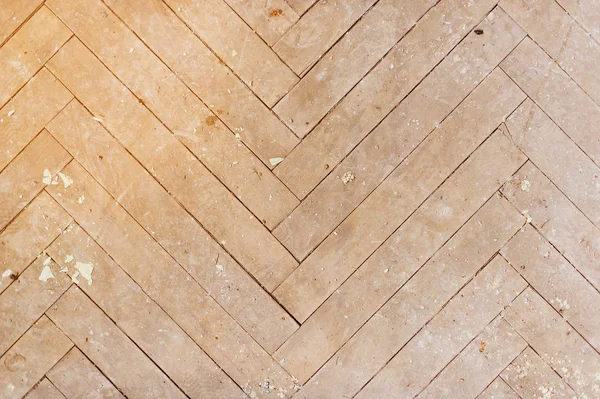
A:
<box><xmin>1</xmin><ymin>1</ymin><xmax>599</xmax><ymax>398</ymax></box>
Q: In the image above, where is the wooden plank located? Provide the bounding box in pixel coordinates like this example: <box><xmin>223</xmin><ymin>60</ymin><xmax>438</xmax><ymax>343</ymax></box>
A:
<box><xmin>47</xmin><ymin>100</ymin><xmax>297</xmax><ymax>352</ymax></box>
<box><xmin>297</xmin><ymin>256</ymin><xmax>527</xmax><ymax>398</ymax></box>
<box><xmin>46</xmin><ymin>224</ymin><xmax>246</xmax><ymax>398</ymax></box>
<box><xmin>99</xmin><ymin>0</ymin><xmax>299</xmax><ymax>173</ymax></box>
<box><xmin>275</xmin><ymin>179</ymin><xmax>524</xmax><ymax>382</ymax></box>
<box><xmin>0</xmin><ymin>316</ymin><xmax>73</xmax><ymax>399</ymax></box>
<box><xmin>162</xmin><ymin>0</ymin><xmax>298</xmax><ymax>106</ymax></box>
<box><xmin>47</xmin><ymin>348</ymin><xmax>124</xmax><ymax>399</ymax></box>
<box><xmin>501</xmin><ymin>347</ymin><xmax>577</xmax><ymax>399</ymax></box>
<box><xmin>47</xmin><ymin>287</ymin><xmax>187</xmax><ymax>399</ymax></box>
<box><xmin>501</xmin><ymin>162</ymin><xmax>600</xmax><ymax>290</ymax></box>
<box><xmin>224</xmin><ymin>0</ymin><xmax>299</xmax><ymax>45</ymax></box>
<box><xmin>273</xmin><ymin>0</ymin><xmax>437</xmax><ymax>137</ymax></box>
<box><xmin>0</xmin><ymin>131</ymin><xmax>71</xmax><ymax>231</ymax></box>
<box><xmin>25</xmin><ymin>378</ymin><xmax>66</xmax><ymax>399</ymax></box>
<box><xmin>556</xmin><ymin>0</ymin><xmax>600</xmax><ymax>42</ymax></box>
<box><xmin>0</xmin><ymin>255</ymin><xmax>71</xmax><ymax>356</ymax></box>
<box><xmin>418</xmin><ymin>318</ymin><xmax>526</xmax><ymax>399</ymax></box>
<box><xmin>0</xmin><ymin>6</ymin><xmax>71</xmax><ymax>108</ymax></box>
<box><xmin>273</xmin><ymin>0</ymin><xmax>378</xmax><ymax>75</ymax></box>
<box><xmin>45</xmin><ymin>161</ymin><xmax>297</xmax><ymax>398</ymax></box>
<box><xmin>285</xmin><ymin>0</ymin><xmax>316</xmax><ymax>15</ymax></box>
<box><xmin>501</xmin><ymin>226</ymin><xmax>600</xmax><ymax>351</ymax></box>
<box><xmin>501</xmin><ymin>37</ymin><xmax>600</xmax><ymax>165</ymax></box>
<box><xmin>0</xmin><ymin>0</ymin><xmax>42</xmax><ymax>44</ymax></box>
<box><xmin>356</xmin><ymin>257</ymin><xmax>527</xmax><ymax>399</ymax></box>
<box><xmin>503</xmin><ymin>287</ymin><xmax>600</xmax><ymax>398</ymax></box>
<box><xmin>0</xmin><ymin>68</ymin><xmax>72</xmax><ymax>172</ymax></box>
<box><xmin>501</xmin><ymin>0</ymin><xmax>600</xmax><ymax>106</ymax></box>
<box><xmin>274</xmin><ymin>1</ymin><xmax>507</xmax><ymax>199</ymax></box>
<box><xmin>274</xmin><ymin>126</ymin><xmax>527</xmax><ymax>323</ymax></box>
<box><xmin>0</xmin><ymin>192</ymin><xmax>71</xmax><ymax>295</ymax></box>
<box><xmin>46</xmin><ymin>39</ymin><xmax>298</xmax><ymax>290</ymax></box>
<box><xmin>477</xmin><ymin>378</ymin><xmax>520</xmax><ymax>399</ymax></box>
<box><xmin>505</xmin><ymin>99</ymin><xmax>600</xmax><ymax>226</ymax></box>
<box><xmin>274</xmin><ymin>68</ymin><xmax>525</xmax><ymax>260</ymax></box>
<box><xmin>48</xmin><ymin>0</ymin><xmax>299</xmax><ymax>180</ymax></box>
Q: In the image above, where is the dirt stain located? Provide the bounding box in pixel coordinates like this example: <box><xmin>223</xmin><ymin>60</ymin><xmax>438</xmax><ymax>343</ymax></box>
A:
<box><xmin>205</xmin><ymin>115</ymin><xmax>219</xmax><ymax>126</ymax></box>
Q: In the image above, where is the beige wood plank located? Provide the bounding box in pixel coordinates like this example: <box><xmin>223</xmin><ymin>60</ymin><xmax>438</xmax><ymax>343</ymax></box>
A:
<box><xmin>556</xmin><ymin>0</ymin><xmax>600</xmax><ymax>42</ymax></box>
<box><xmin>503</xmin><ymin>288</ymin><xmax>600</xmax><ymax>398</ymax></box>
<box><xmin>46</xmin><ymin>39</ymin><xmax>297</xmax><ymax>291</ymax></box>
<box><xmin>274</xmin><ymin>0</ymin><xmax>505</xmax><ymax>199</ymax></box>
<box><xmin>0</xmin><ymin>192</ymin><xmax>71</xmax><ymax>294</ymax></box>
<box><xmin>501</xmin><ymin>162</ymin><xmax>600</xmax><ymax>290</ymax></box>
<box><xmin>0</xmin><ymin>0</ymin><xmax>42</xmax><ymax>44</ymax></box>
<box><xmin>285</xmin><ymin>0</ymin><xmax>316</xmax><ymax>15</ymax></box>
<box><xmin>0</xmin><ymin>131</ymin><xmax>71</xmax><ymax>230</ymax></box>
<box><xmin>47</xmin><ymin>287</ymin><xmax>187</xmax><ymax>399</ymax></box>
<box><xmin>0</xmin><ymin>68</ymin><xmax>71</xmax><ymax>172</ymax></box>
<box><xmin>0</xmin><ymin>316</ymin><xmax>73</xmax><ymax>399</ymax></box>
<box><xmin>100</xmin><ymin>0</ymin><xmax>299</xmax><ymax>174</ymax></box>
<box><xmin>47</xmin><ymin>100</ymin><xmax>297</xmax><ymax>352</ymax></box>
<box><xmin>47</xmin><ymin>224</ymin><xmax>244</xmax><ymax>398</ymax></box>
<box><xmin>0</xmin><ymin>6</ymin><xmax>71</xmax><ymax>108</ymax></box>
<box><xmin>501</xmin><ymin>347</ymin><xmax>577</xmax><ymax>399</ymax></box>
<box><xmin>297</xmin><ymin>256</ymin><xmax>527</xmax><ymax>398</ymax></box>
<box><xmin>418</xmin><ymin>317</ymin><xmax>526</xmax><ymax>399</ymax></box>
<box><xmin>163</xmin><ymin>0</ymin><xmax>298</xmax><ymax>106</ymax></box>
<box><xmin>275</xmin><ymin>68</ymin><xmax>525</xmax><ymax>260</ymax></box>
<box><xmin>501</xmin><ymin>0</ymin><xmax>600</xmax><ymax>106</ymax></box>
<box><xmin>25</xmin><ymin>378</ymin><xmax>66</xmax><ymax>399</ymax></box>
<box><xmin>48</xmin><ymin>0</ymin><xmax>299</xmax><ymax>180</ymax></box>
<box><xmin>501</xmin><ymin>226</ymin><xmax>600</xmax><ymax>351</ymax></box>
<box><xmin>224</xmin><ymin>0</ymin><xmax>299</xmax><ymax>45</ymax></box>
<box><xmin>501</xmin><ymin>37</ymin><xmax>600</xmax><ymax>165</ymax></box>
<box><xmin>505</xmin><ymin>99</ymin><xmax>600</xmax><ymax>226</ymax></box>
<box><xmin>273</xmin><ymin>0</ymin><xmax>436</xmax><ymax>138</ymax></box>
<box><xmin>46</xmin><ymin>2</ymin><xmax>297</xmax><ymax>231</ymax></box>
<box><xmin>0</xmin><ymin>255</ymin><xmax>71</xmax><ymax>356</ymax></box>
<box><xmin>357</xmin><ymin>257</ymin><xmax>527</xmax><ymax>399</ymax></box>
<box><xmin>45</xmin><ymin>161</ymin><xmax>296</xmax><ymax>398</ymax></box>
<box><xmin>47</xmin><ymin>348</ymin><xmax>124</xmax><ymax>399</ymax></box>
<box><xmin>478</xmin><ymin>378</ymin><xmax>520</xmax><ymax>399</ymax></box>
<box><xmin>274</xmin><ymin>0</ymin><xmax>377</xmax><ymax>75</ymax></box>
<box><xmin>275</xmin><ymin>164</ymin><xmax>525</xmax><ymax>382</ymax></box>
<box><xmin>274</xmin><ymin>122</ymin><xmax>527</xmax><ymax>323</ymax></box>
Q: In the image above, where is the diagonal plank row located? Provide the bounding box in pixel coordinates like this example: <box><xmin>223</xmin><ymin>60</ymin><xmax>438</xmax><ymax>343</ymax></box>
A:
<box><xmin>2</xmin><ymin>0</ymin><xmax>600</xmax><ymax>397</ymax></box>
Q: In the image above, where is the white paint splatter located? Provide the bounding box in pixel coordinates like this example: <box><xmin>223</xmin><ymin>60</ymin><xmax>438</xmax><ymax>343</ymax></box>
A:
<box><xmin>269</xmin><ymin>157</ymin><xmax>284</xmax><ymax>166</ymax></box>
<box><xmin>42</xmin><ymin>169</ymin><xmax>52</xmax><ymax>185</ymax></box>
<box><xmin>1</xmin><ymin>269</ymin><xmax>13</xmax><ymax>279</ymax></box>
<box><xmin>64</xmin><ymin>254</ymin><xmax>74</xmax><ymax>263</ymax></box>
<box><xmin>520</xmin><ymin>179</ymin><xmax>531</xmax><ymax>191</ymax></box>
<box><xmin>75</xmin><ymin>262</ymin><xmax>93</xmax><ymax>286</ymax></box>
<box><xmin>39</xmin><ymin>262</ymin><xmax>55</xmax><ymax>283</ymax></box>
<box><xmin>58</xmin><ymin>172</ymin><xmax>73</xmax><ymax>188</ymax></box>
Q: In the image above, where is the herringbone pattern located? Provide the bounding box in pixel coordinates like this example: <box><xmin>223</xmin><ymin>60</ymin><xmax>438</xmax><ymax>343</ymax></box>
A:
<box><xmin>1</xmin><ymin>0</ymin><xmax>599</xmax><ymax>397</ymax></box>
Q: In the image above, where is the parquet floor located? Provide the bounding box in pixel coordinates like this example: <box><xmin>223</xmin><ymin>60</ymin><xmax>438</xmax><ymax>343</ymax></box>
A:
<box><xmin>1</xmin><ymin>0</ymin><xmax>599</xmax><ymax>397</ymax></box>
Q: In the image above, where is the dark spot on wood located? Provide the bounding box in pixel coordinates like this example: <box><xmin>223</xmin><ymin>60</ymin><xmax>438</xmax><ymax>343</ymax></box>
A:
<box><xmin>270</xmin><ymin>9</ymin><xmax>284</xmax><ymax>17</ymax></box>
<box><xmin>474</xmin><ymin>29</ymin><xmax>484</xmax><ymax>35</ymax></box>
<box><xmin>205</xmin><ymin>115</ymin><xmax>219</xmax><ymax>126</ymax></box>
